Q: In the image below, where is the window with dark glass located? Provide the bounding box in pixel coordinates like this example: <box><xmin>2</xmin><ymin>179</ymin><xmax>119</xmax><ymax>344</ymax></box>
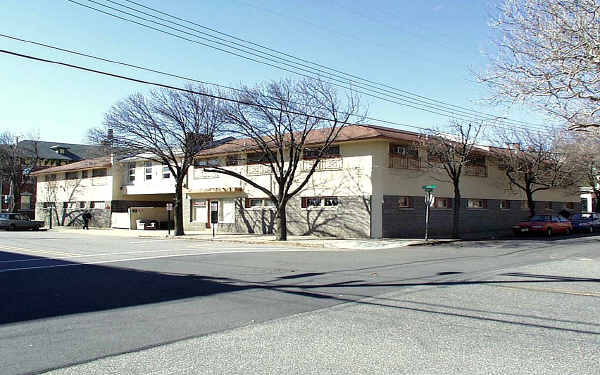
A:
<box><xmin>302</xmin><ymin>145</ymin><xmax>340</xmax><ymax>160</ymax></box>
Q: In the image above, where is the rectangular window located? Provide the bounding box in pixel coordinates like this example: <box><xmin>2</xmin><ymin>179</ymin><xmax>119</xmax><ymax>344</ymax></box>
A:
<box><xmin>324</xmin><ymin>197</ymin><xmax>339</xmax><ymax>207</ymax></box>
<box><xmin>92</xmin><ymin>168</ymin><xmax>107</xmax><ymax>178</ymax></box>
<box><xmin>91</xmin><ymin>201</ymin><xmax>105</xmax><ymax>209</ymax></box>
<box><xmin>566</xmin><ymin>202</ymin><xmax>575</xmax><ymax>210</ymax></box>
<box><xmin>398</xmin><ymin>196</ymin><xmax>412</xmax><ymax>208</ymax></box>
<box><xmin>545</xmin><ymin>201</ymin><xmax>553</xmax><ymax>210</ymax></box>
<box><xmin>63</xmin><ymin>202</ymin><xmax>77</xmax><ymax>209</ymax></box>
<box><xmin>467</xmin><ymin>199</ymin><xmax>487</xmax><ymax>209</ymax></box>
<box><xmin>390</xmin><ymin>144</ymin><xmax>419</xmax><ymax>159</ymax></box>
<box><xmin>249</xmin><ymin>198</ymin><xmax>264</xmax><ymax>208</ymax></box>
<box><xmin>128</xmin><ymin>163</ymin><xmax>136</xmax><ymax>182</ymax></box>
<box><xmin>433</xmin><ymin>197</ymin><xmax>451</xmax><ymax>209</ymax></box>
<box><xmin>246</xmin><ymin>152</ymin><xmax>268</xmax><ymax>165</ymax></box>
<box><xmin>79</xmin><ymin>202</ymin><xmax>86</xmax><ymax>209</ymax></box>
<box><xmin>500</xmin><ymin>200</ymin><xmax>511</xmax><ymax>209</ymax></box>
<box><xmin>81</xmin><ymin>170</ymin><xmax>89</xmax><ymax>178</ymax></box>
<box><xmin>144</xmin><ymin>162</ymin><xmax>153</xmax><ymax>180</ymax></box>
<box><xmin>66</xmin><ymin>171</ymin><xmax>79</xmax><ymax>180</ymax></box>
<box><xmin>45</xmin><ymin>174</ymin><xmax>56</xmax><ymax>182</ymax></box>
<box><xmin>300</xmin><ymin>196</ymin><xmax>339</xmax><ymax>209</ymax></box>
<box><xmin>226</xmin><ymin>154</ymin><xmax>240</xmax><ymax>166</ymax></box>
<box><xmin>162</xmin><ymin>166</ymin><xmax>170</xmax><ymax>179</ymax></box>
<box><xmin>194</xmin><ymin>158</ymin><xmax>220</xmax><ymax>167</ymax></box>
<box><xmin>303</xmin><ymin>145</ymin><xmax>341</xmax><ymax>160</ymax></box>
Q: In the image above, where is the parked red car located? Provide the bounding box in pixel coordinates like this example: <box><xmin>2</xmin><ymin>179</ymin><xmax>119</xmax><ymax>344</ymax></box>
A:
<box><xmin>512</xmin><ymin>215</ymin><xmax>572</xmax><ymax>236</ymax></box>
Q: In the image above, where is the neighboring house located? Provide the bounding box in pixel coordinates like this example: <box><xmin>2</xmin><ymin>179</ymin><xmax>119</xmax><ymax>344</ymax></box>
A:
<box><xmin>183</xmin><ymin>124</ymin><xmax>581</xmax><ymax>238</ymax></box>
<box><xmin>31</xmin><ymin>156</ymin><xmax>173</xmax><ymax>228</ymax></box>
<box><xmin>1</xmin><ymin>140</ymin><xmax>103</xmax><ymax>218</ymax></box>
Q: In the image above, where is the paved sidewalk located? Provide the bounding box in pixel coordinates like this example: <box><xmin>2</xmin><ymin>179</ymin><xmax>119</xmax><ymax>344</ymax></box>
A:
<box><xmin>45</xmin><ymin>227</ymin><xmax>457</xmax><ymax>250</ymax></box>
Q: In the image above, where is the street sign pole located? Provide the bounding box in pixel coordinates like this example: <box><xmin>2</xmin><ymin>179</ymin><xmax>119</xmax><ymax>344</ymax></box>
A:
<box><xmin>425</xmin><ymin>192</ymin><xmax>430</xmax><ymax>241</ymax></box>
<box><xmin>166</xmin><ymin>203</ymin><xmax>173</xmax><ymax>236</ymax></box>
<box><xmin>422</xmin><ymin>185</ymin><xmax>437</xmax><ymax>241</ymax></box>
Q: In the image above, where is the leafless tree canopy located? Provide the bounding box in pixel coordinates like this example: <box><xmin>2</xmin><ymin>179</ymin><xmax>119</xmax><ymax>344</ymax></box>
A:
<box><xmin>492</xmin><ymin>128</ymin><xmax>579</xmax><ymax>216</ymax></box>
<box><xmin>423</xmin><ymin>121</ymin><xmax>485</xmax><ymax>238</ymax></box>
<box><xmin>0</xmin><ymin>131</ymin><xmax>39</xmax><ymax>212</ymax></box>
<box><xmin>205</xmin><ymin>78</ymin><xmax>363</xmax><ymax>241</ymax></box>
<box><xmin>89</xmin><ymin>85</ymin><xmax>226</xmax><ymax>235</ymax></box>
<box><xmin>479</xmin><ymin>0</ymin><xmax>600</xmax><ymax>129</ymax></box>
<box><xmin>560</xmin><ymin>131</ymin><xmax>600</xmax><ymax>211</ymax></box>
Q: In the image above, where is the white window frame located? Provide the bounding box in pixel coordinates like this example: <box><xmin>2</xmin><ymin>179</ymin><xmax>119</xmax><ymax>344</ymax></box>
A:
<box><xmin>162</xmin><ymin>166</ymin><xmax>171</xmax><ymax>179</ymax></box>
<box><xmin>128</xmin><ymin>163</ymin><xmax>136</xmax><ymax>183</ymax></box>
<box><xmin>144</xmin><ymin>161</ymin><xmax>153</xmax><ymax>180</ymax></box>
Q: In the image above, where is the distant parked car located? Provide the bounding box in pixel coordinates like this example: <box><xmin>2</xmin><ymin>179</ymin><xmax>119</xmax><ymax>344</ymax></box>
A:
<box><xmin>570</xmin><ymin>213</ymin><xmax>600</xmax><ymax>233</ymax></box>
<box><xmin>0</xmin><ymin>213</ymin><xmax>44</xmax><ymax>231</ymax></box>
<box><xmin>512</xmin><ymin>215</ymin><xmax>572</xmax><ymax>237</ymax></box>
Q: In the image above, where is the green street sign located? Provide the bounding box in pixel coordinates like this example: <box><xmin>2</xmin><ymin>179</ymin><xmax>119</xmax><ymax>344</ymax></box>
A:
<box><xmin>422</xmin><ymin>185</ymin><xmax>437</xmax><ymax>191</ymax></box>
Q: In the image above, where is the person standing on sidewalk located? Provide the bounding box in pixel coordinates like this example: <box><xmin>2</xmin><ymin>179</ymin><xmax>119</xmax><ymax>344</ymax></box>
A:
<box><xmin>82</xmin><ymin>211</ymin><xmax>92</xmax><ymax>230</ymax></box>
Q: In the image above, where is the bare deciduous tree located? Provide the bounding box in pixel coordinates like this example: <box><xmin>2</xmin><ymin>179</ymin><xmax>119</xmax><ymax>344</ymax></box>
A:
<box><xmin>0</xmin><ymin>132</ymin><xmax>39</xmax><ymax>212</ymax></box>
<box><xmin>89</xmin><ymin>85</ymin><xmax>226</xmax><ymax>236</ymax></box>
<box><xmin>492</xmin><ymin>129</ymin><xmax>578</xmax><ymax>217</ymax></box>
<box><xmin>561</xmin><ymin>131</ymin><xmax>600</xmax><ymax>211</ymax></box>
<box><xmin>423</xmin><ymin>121</ymin><xmax>485</xmax><ymax>238</ymax></box>
<box><xmin>479</xmin><ymin>0</ymin><xmax>600</xmax><ymax>129</ymax></box>
<box><xmin>204</xmin><ymin>79</ymin><xmax>362</xmax><ymax>241</ymax></box>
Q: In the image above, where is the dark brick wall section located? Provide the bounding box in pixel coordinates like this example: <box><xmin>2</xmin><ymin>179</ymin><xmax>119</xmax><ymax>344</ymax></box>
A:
<box><xmin>382</xmin><ymin>195</ymin><xmax>581</xmax><ymax>238</ymax></box>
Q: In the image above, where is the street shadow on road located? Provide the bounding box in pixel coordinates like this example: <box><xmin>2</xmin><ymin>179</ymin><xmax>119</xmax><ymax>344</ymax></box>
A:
<box><xmin>0</xmin><ymin>250</ymin><xmax>246</xmax><ymax>325</ymax></box>
<box><xmin>2</xmin><ymin>249</ymin><xmax>599</xmax><ymax>336</ymax></box>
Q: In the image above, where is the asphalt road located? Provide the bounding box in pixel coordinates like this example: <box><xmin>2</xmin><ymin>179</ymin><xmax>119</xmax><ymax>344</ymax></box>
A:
<box><xmin>0</xmin><ymin>231</ymin><xmax>599</xmax><ymax>374</ymax></box>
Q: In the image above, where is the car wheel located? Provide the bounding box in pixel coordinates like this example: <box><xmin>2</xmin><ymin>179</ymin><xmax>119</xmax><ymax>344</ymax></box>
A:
<box><xmin>565</xmin><ymin>228</ymin><xmax>571</xmax><ymax>235</ymax></box>
<box><xmin>33</xmin><ymin>225</ymin><xmax>40</xmax><ymax>231</ymax></box>
<box><xmin>8</xmin><ymin>224</ymin><xmax>16</xmax><ymax>231</ymax></box>
<box><xmin>546</xmin><ymin>227</ymin><xmax>552</xmax><ymax>237</ymax></box>
<box><xmin>589</xmin><ymin>226</ymin><xmax>594</xmax><ymax>234</ymax></box>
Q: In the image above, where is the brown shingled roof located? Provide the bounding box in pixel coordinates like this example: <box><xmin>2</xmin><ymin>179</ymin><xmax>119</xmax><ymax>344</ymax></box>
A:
<box><xmin>196</xmin><ymin>124</ymin><xmax>423</xmax><ymax>157</ymax></box>
<box><xmin>31</xmin><ymin>156</ymin><xmax>112</xmax><ymax>176</ymax></box>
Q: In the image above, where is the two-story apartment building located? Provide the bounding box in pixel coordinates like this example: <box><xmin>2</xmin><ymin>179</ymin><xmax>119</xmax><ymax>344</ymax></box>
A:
<box><xmin>32</xmin><ymin>155</ymin><xmax>174</xmax><ymax>228</ymax></box>
<box><xmin>183</xmin><ymin>125</ymin><xmax>580</xmax><ymax>238</ymax></box>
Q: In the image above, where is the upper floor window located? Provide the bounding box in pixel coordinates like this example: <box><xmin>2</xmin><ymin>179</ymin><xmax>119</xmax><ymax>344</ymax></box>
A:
<box><xmin>128</xmin><ymin>163</ymin><xmax>136</xmax><ymax>182</ymax></box>
<box><xmin>81</xmin><ymin>170</ymin><xmax>89</xmax><ymax>179</ymax></box>
<box><xmin>162</xmin><ymin>166</ymin><xmax>170</xmax><ymax>179</ymax></box>
<box><xmin>194</xmin><ymin>158</ymin><xmax>220</xmax><ymax>168</ymax></box>
<box><xmin>92</xmin><ymin>168</ymin><xmax>107</xmax><ymax>178</ymax></box>
<box><xmin>66</xmin><ymin>171</ymin><xmax>79</xmax><ymax>180</ymax></box>
<box><xmin>246</xmin><ymin>152</ymin><xmax>268</xmax><ymax>165</ymax></box>
<box><xmin>390</xmin><ymin>144</ymin><xmax>419</xmax><ymax>159</ymax></box>
<box><xmin>500</xmin><ymin>200</ymin><xmax>511</xmax><ymax>209</ymax></box>
<box><xmin>303</xmin><ymin>145</ymin><xmax>340</xmax><ymax>160</ymax></box>
<box><xmin>144</xmin><ymin>162</ymin><xmax>153</xmax><ymax>180</ymax></box>
<box><xmin>398</xmin><ymin>196</ymin><xmax>413</xmax><ymax>208</ymax></box>
<box><xmin>45</xmin><ymin>174</ymin><xmax>56</xmax><ymax>182</ymax></box>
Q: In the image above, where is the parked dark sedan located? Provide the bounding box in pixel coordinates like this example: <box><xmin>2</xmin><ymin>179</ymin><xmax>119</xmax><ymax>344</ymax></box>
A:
<box><xmin>0</xmin><ymin>213</ymin><xmax>44</xmax><ymax>231</ymax></box>
<box><xmin>570</xmin><ymin>213</ymin><xmax>600</xmax><ymax>233</ymax></box>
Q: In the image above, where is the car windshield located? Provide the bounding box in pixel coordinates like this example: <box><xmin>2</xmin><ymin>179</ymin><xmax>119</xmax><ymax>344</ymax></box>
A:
<box><xmin>528</xmin><ymin>215</ymin><xmax>550</xmax><ymax>222</ymax></box>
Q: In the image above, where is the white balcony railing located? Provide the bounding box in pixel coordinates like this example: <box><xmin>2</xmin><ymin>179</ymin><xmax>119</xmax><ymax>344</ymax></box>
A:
<box><xmin>301</xmin><ymin>158</ymin><xmax>343</xmax><ymax>172</ymax></box>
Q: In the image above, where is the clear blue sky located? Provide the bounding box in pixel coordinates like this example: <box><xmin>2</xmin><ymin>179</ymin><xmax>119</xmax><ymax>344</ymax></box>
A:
<box><xmin>0</xmin><ymin>0</ymin><xmax>546</xmax><ymax>144</ymax></box>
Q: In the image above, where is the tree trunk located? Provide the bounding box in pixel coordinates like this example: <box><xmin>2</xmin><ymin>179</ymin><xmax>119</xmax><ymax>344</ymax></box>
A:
<box><xmin>174</xmin><ymin>180</ymin><xmax>184</xmax><ymax>236</ymax></box>
<box><xmin>452</xmin><ymin>181</ymin><xmax>461</xmax><ymax>239</ymax></box>
<box><xmin>275</xmin><ymin>202</ymin><xmax>288</xmax><ymax>241</ymax></box>
<box><xmin>526</xmin><ymin>188</ymin><xmax>535</xmax><ymax>217</ymax></box>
